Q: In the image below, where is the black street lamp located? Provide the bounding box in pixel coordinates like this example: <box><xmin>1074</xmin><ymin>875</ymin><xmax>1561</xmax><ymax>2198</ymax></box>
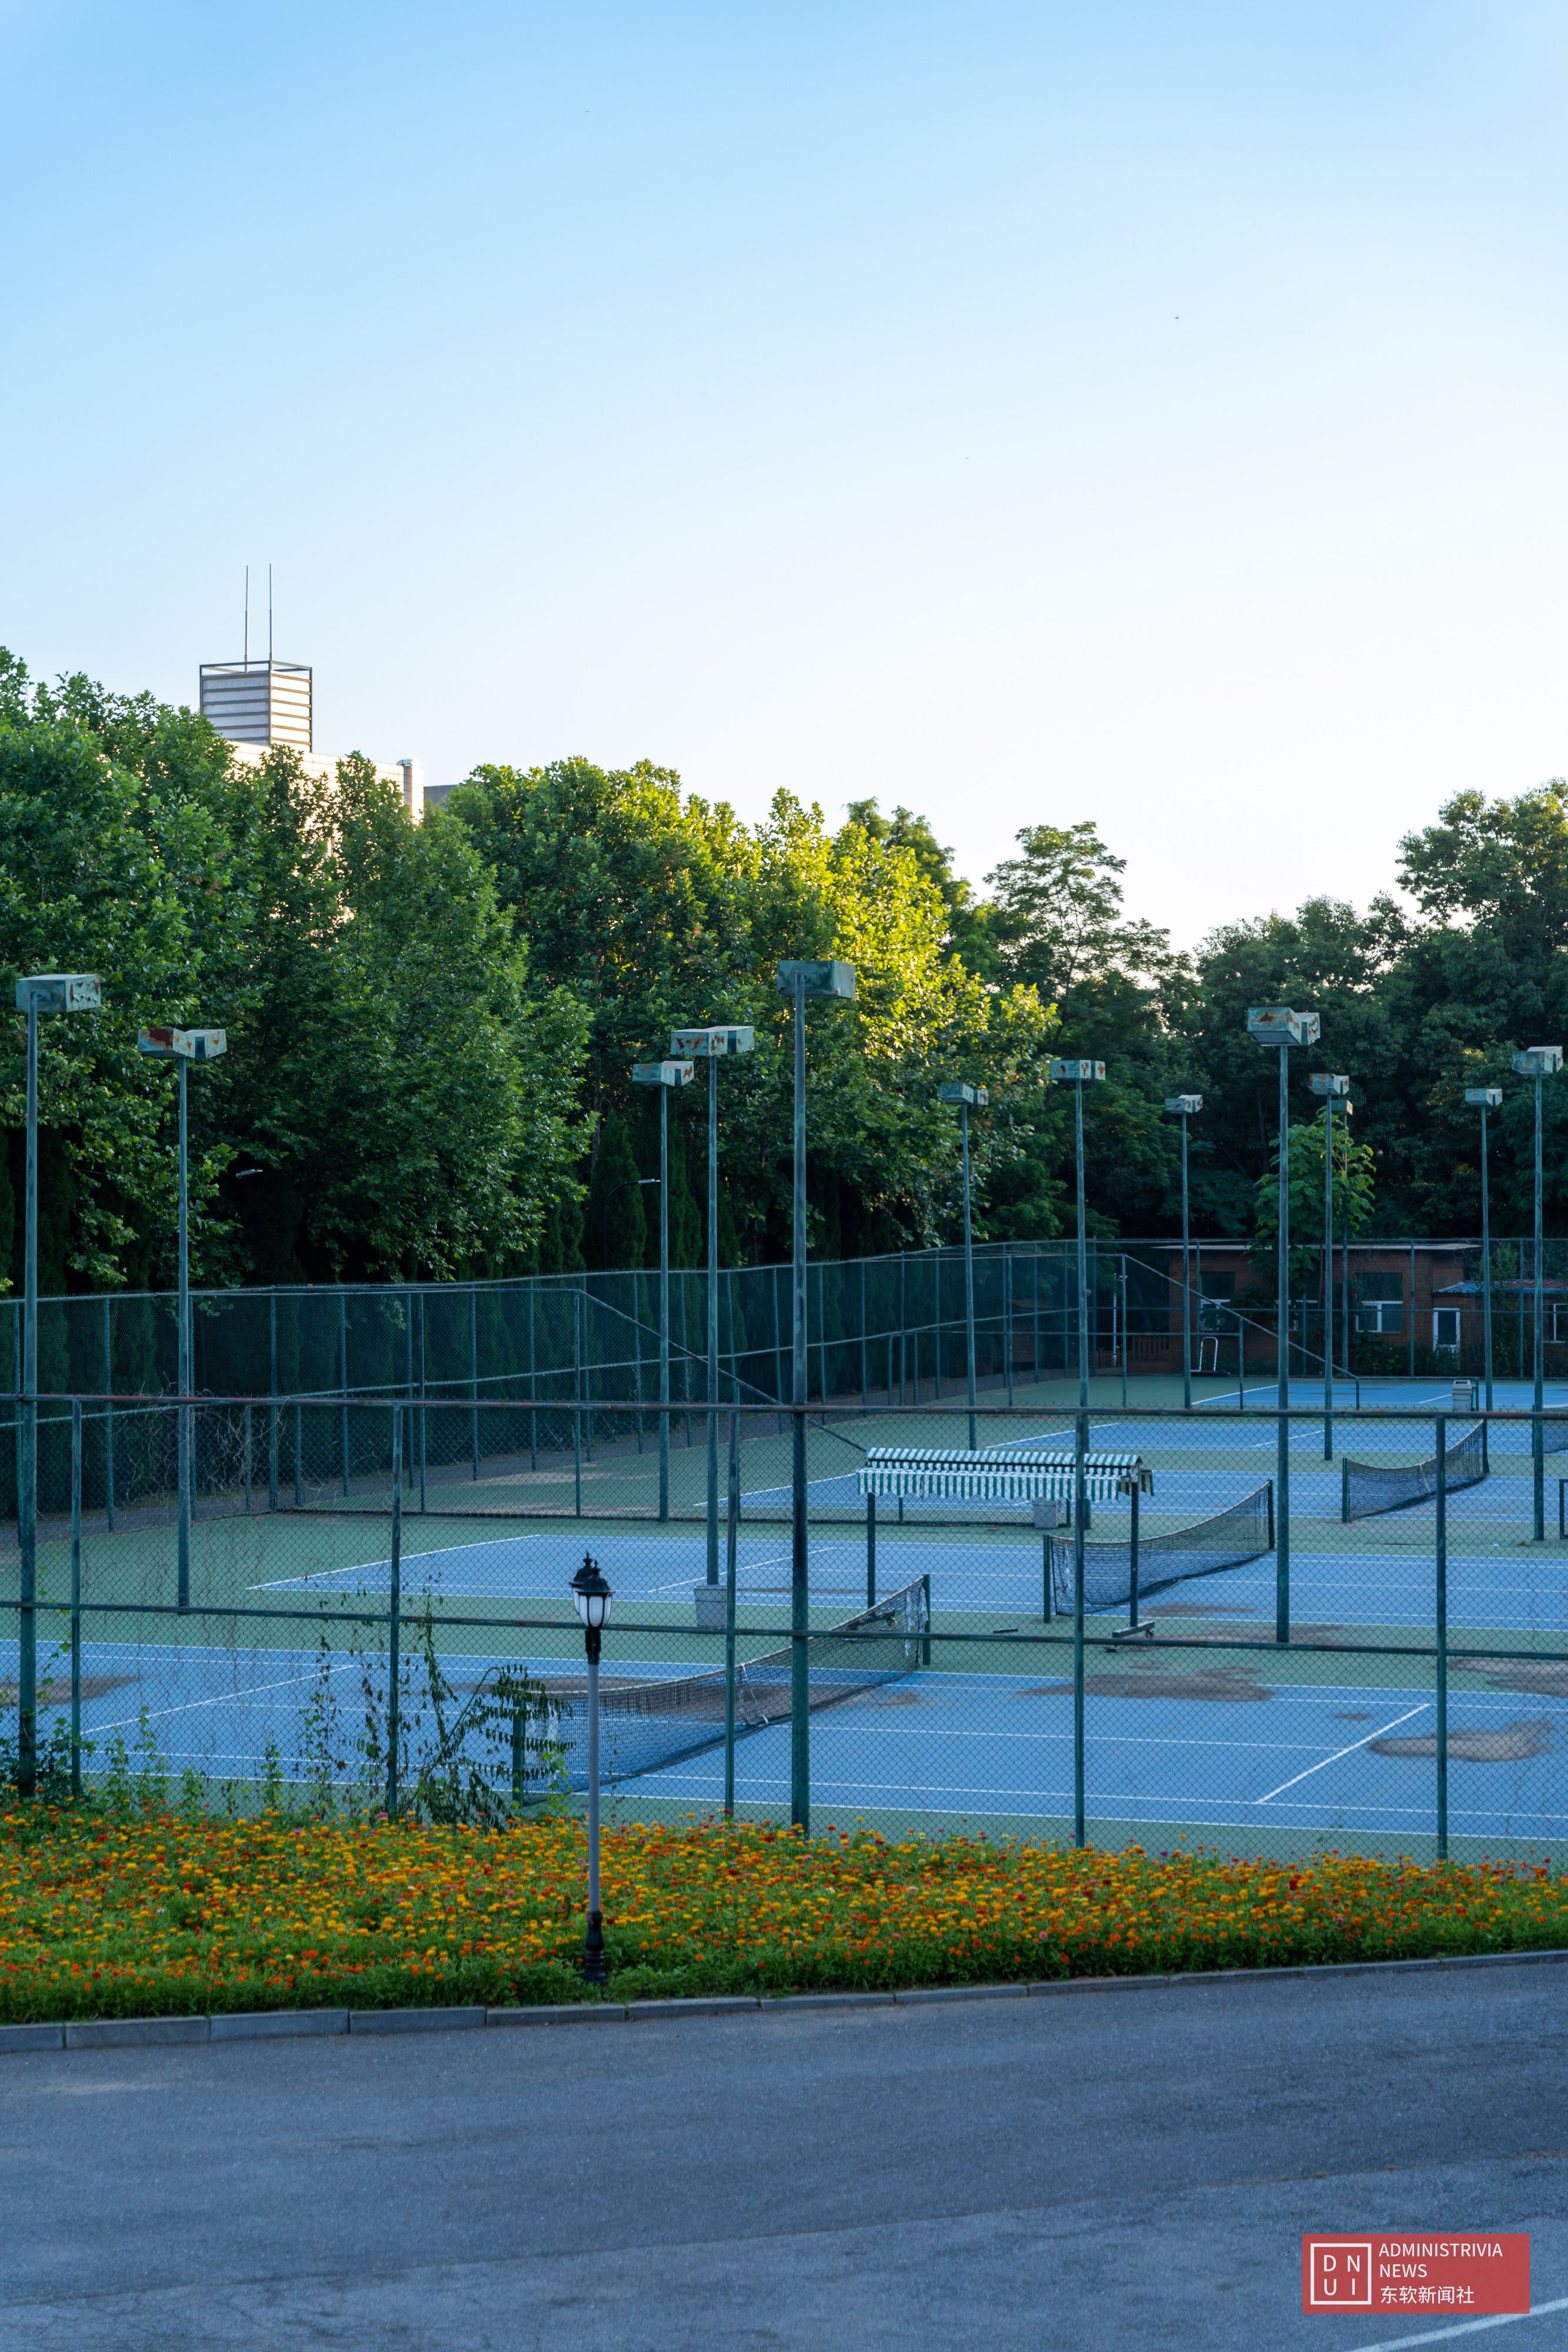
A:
<box><xmin>570</xmin><ymin>1552</ymin><xmax>614</xmax><ymax>1984</ymax></box>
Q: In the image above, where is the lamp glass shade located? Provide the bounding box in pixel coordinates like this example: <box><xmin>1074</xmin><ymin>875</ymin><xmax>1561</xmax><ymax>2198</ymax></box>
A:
<box><xmin>570</xmin><ymin>1555</ymin><xmax>613</xmax><ymax>1629</ymax></box>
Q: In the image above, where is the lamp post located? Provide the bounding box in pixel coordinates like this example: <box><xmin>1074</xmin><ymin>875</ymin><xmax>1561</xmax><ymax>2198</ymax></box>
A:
<box><xmin>1163</xmin><ymin>1094</ymin><xmax>1202</xmax><ymax>1410</ymax></box>
<box><xmin>938</xmin><ymin>1081</ymin><xmax>987</xmax><ymax>1447</ymax></box>
<box><xmin>1511</xmin><ymin>1045</ymin><xmax>1562</xmax><ymax>1541</ymax></box>
<box><xmin>14</xmin><ymin>971</ymin><xmax>101</xmax><ymax>1799</ymax></box>
<box><xmin>1463</xmin><ymin>1085</ymin><xmax>1502</xmax><ymax>1411</ymax></box>
<box><xmin>569</xmin><ymin>1552</ymin><xmax>613</xmax><ymax>1984</ymax></box>
<box><xmin>138</xmin><ymin>1026</ymin><xmax>227</xmax><ymax>1612</ymax></box>
<box><xmin>631</xmin><ymin>1059</ymin><xmax>696</xmax><ymax>1522</ymax></box>
<box><xmin>671</xmin><ymin>1025</ymin><xmax>755</xmax><ymax>1588</ymax></box>
<box><xmin>1308</xmin><ymin>1073</ymin><xmax>1350</xmax><ymax>1457</ymax></box>
<box><xmin>775</xmin><ymin>959</ymin><xmax>856</xmax><ymax>1836</ymax></box>
<box><xmin>1246</xmin><ymin>1007</ymin><xmax>1320</xmax><ymax>1644</ymax></box>
<box><xmin>1049</xmin><ymin>1060</ymin><xmax>1105</xmax><ymax>1409</ymax></box>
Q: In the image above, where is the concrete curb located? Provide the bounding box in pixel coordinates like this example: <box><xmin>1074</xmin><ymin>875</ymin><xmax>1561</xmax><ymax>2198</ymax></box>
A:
<box><xmin>10</xmin><ymin>1944</ymin><xmax>1568</xmax><ymax>2053</ymax></box>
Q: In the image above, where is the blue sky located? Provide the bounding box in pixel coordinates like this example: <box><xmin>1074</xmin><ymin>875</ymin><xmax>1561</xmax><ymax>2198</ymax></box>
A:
<box><xmin>4</xmin><ymin>1</ymin><xmax>1567</xmax><ymax>943</ymax></box>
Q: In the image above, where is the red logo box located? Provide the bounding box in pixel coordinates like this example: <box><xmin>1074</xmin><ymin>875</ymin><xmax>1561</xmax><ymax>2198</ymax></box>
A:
<box><xmin>1302</xmin><ymin>2235</ymin><xmax>1530</xmax><ymax>2316</ymax></box>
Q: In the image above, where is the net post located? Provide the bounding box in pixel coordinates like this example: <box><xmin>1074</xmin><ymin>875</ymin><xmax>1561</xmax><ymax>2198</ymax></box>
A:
<box><xmin>1073</xmin><ymin>1410</ymin><xmax>1087</xmax><ymax>1848</ymax></box>
<box><xmin>921</xmin><ymin>1572</ymin><xmax>931</xmax><ymax>1668</ymax></box>
<box><xmin>1435</xmin><ymin>1408</ymin><xmax>1448</xmax><ymax>1861</ymax></box>
<box><xmin>293</xmin><ymin>1400</ymin><xmax>302</xmax><ymax>1510</ymax></box>
<box><xmin>1266</xmin><ymin>1478</ymin><xmax>1275</xmax><ymax>1553</ymax></box>
<box><xmin>1042</xmin><ymin>1530</ymin><xmax>1054</xmax><ymax>1623</ymax></box>
<box><xmin>1340</xmin><ymin>1456</ymin><xmax>1349</xmax><ymax>1524</ymax></box>
<box><xmin>243</xmin><ymin>1400</ymin><xmax>253</xmax><ymax>1515</ymax></box>
<box><xmin>1481</xmin><ymin>1416</ymin><xmax>1489</xmax><ymax>1476</ymax></box>
<box><xmin>866</xmin><ymin>1490</ymin><xmax>876</xmax><ymax>1609</ymax></box>
<box><xmin>511</xmin><ymin>1703</ymin><xmax>526</xmax><ymax>1806</ymax></box>
<box><xmin>1128</xmin><ymin>1481</ymin><xmax>1139</xmax><ymax>1633</ymax></box>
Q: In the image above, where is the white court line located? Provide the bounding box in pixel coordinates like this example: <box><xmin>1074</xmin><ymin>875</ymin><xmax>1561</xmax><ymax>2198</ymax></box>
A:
<box><xmin>1346</xmin><ymin>2295</ymin><xmax>1568</xmax><ymax>2350</ymax></box>
<box><xmin>1255</xmin><ymin>1703</ymin><xmax>1430</xmax><ymax>1802</ymax></box>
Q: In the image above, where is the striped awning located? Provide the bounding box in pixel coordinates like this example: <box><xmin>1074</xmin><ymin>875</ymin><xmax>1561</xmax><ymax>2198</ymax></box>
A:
<box><xmin>858</xmin><ymin>1446</ymin><xmax>1152</xmax><ymax>1503</ymax></box>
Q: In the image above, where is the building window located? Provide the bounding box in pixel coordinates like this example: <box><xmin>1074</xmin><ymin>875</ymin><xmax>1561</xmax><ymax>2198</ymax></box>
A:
<box><xmin>1198</xmin><ymin>1272</ymin><xmax>1236</xmax><ymax>1332</ymax></box>
<box><xmin>1355</xmin><ymin>1273</ymin><xmax>1403</xmax><ymax>1336</ymax></box>
<box><xmin>1433</xmin><ymin>1307</ymin><xmax>1460</xmax><ymax>1356</ymax></box>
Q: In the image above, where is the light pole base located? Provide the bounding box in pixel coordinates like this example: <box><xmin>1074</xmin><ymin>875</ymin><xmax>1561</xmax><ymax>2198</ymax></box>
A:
<box><xmin>581</xmin><ymin>1910</ymin><xmax>609</xmax><ymax>1986</ymax></box>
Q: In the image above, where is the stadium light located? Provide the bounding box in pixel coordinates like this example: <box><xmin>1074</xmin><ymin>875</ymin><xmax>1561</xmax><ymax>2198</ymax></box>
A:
<box><xmin>1511</xmin><ymin>1045</ymin><xmax>1563</xmax><ymax>1539</ymax></box>
<box><xmin>12</xmin><ymin>971</ymin><xmax>101</xmax><ymax>1799</ymax></box>
<box><xmin>775</xmin><ymin>958</ymin><xmax>857</xmax><ymax>1836</ymax></box>
<box><xmin>1308</xmin><ymin>1074</ymin><xmax>1351</xmax><ymax>1451</ymax></box>
<box><xmin>569</xmin><ymin>1552</ymin><xmax>613</xmax><ymax>1986</ymax></box>
<box><xmin>938</xmin><ymin>1081</ymin><xmax>989</xmax><ymax>1447</ymax></box>
<box><xmin>632</xmin><ymin>1060</ymin><xmax>696</xmax><ymax>1522</ymax></box>
<box><xmin>671</xmin><ymin>1026</ymin><xmax>756</xmax><ymax>1593</ymax></box>
<box><xmin>1163</xmin><ymin>1094</ymin><xmax>1202</xmax><ymax>1411</ymax></box>
<box><xmin>138</xmin><ymin>1027</ymin><xmax>228</xmax><ymax>1613</ymax></box>
<box><xmin>1463</xmin><ymin>1086</ymin><xmax>1503</xmax><ymax>1412</ymax></box>
<box><xmin>1246</xmin><ymin>1007</ymin><xmax>1320</xmax><ymax>1643</ymax></box>
<box><xmin>1049</xmin><ymin>1060</ymin><xmax>1105</xmax><ymax>1409</ymax></box>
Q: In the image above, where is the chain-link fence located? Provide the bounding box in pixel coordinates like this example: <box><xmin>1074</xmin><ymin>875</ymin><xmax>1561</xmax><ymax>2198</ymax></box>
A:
<box><xmin>5</xmin><ymin>1383</ymin><xmax>1568</xmax><ymax>1866</ymax></box>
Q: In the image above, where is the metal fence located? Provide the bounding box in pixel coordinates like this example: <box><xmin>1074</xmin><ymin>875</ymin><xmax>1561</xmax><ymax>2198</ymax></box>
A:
<box><xmin>5</xmin><ymin>1372</ymin><xmax>1568</xmax><ymax>1867</ymax></box>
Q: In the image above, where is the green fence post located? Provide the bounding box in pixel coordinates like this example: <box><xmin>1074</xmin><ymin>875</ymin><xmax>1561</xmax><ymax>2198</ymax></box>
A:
<box><xmin>1340</xmin><ymin>1457</ymin><xmax>1349</xmax><ymax>1523</ymax></box>
<box><xmin>70</xmin><ymin>1396</ymin><xmax>81</xmax><ymax>1799</ymax></box>
<box><xmin>1435</xmin><ymin>1407</ymin><xmax>1447</xmax><ymax>1862</ymax></box>
<box><xmin>386</xmin><ymin>1401</ymin><xmax>402</xmax><ymax>1820</ymax></box>
<box><xmin>102</xmin><ymin>1297</ymin><xmax>115</xmax><ymax>1532</ymax></box>
<box><xmin>470</xmin><ymin>1287</ymin><xmax>480</xmax><ymax>1482</ymax></box>
<box><xmin>921</xmin><ymin>1571</ymin><xmax>931</xmax><ymax>1668</ymax></box>
<box><xmin>268</xmin><ymin>1292</ymin><xmax>279</xmax><ymax>1513</ymax></box>
<box><xmin>724</xmin><ymin>1408</ymin><xmax>738</xmax><ymax>1820</ymax></box>
<box><xmin>339</xmin><ymin>1292</ymin><xmax>350</xmax><ymax>1500</ymax></box>
<box><xmin>293</xmin><ymin>1399</ymin><xmax>303</xmax><ymax>1510</ymax></box>
<box><xmin>865</xmin><ymin>1490</ymin><xmax>876</xmax><ymax>1609</ymax></box>
<box><xmin>1073</xmin><ymin>1409</ymin><xmax>1087</xmax><ymax>1847</ymax></box>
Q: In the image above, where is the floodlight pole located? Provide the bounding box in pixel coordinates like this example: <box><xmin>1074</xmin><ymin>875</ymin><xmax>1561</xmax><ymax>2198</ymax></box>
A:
<box><xmin>775</xmin><ymin>961</ymin><xmax>855</xmax><ymax>1836</ymax></box>
<box><xmin>15</xmin><ymin>973</ymin><xmax>101</xmax><ymax>1798</ymax></box>
<box><xmin>1465</xmin><ymin>1087</ymin><xmax>1501</xmax><ymax>1413</ymax></box>
<box><xmin>668</xmin><ymin>1032</ymin><xmax>754</xmax><ymax>1585</ymax></box>
<box><xmin>1309</xmin><ymin>1075</ymin><xmax>1350</xmax><ymax>1462</ymax></box>
<box><xmin>1512</xmin><ymin>1049</ymin><xmax>1562</xmax><ymax>1541</ymax></box>
<box><xmin>939</xmin><ymin>1082</ymin><xmax>987</xmax><ymax>1448</ymax></box>
<box><xmin>633</xmin><ymin>1060</ymin><xmax>696</xmax><ymax>1522</ymax></box>
<box><xmin>1051</xmin><ymin>1063</ymin><xmax>1104</xmax><ymax>1410</ymax></box>
<box><xmin>177</xmin><ymin>1054</ymin><xmax>191</xmax><ymax>1611</ymax></box>
<box><xmin>1248</xmin><ymin>1010</ymin><xmax>1319</xmax><ymax>1645</ymax></box>
<box><xmin>1164</xmin><ymin>1095</ymin><xmax>1201</xmax><ymax>1411</ymax></box>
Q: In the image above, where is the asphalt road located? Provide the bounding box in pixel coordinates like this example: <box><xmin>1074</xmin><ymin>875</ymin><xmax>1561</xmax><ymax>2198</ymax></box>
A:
<box><xmin>2</xmin><ymin>1967</ymin><xmax>1568</xmax><ymax>2350</ymax></box>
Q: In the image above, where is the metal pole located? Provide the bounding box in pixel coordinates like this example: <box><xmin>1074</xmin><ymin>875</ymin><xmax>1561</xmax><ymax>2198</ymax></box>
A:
<box><xmin>19</xmin><ymin>991</ymin><xmax>35</xmax><ymax>1797</ymax></box>
<box><xmin>790</xmin><ymin>971</ymin><xmax>810</xmax><ymax>1835</ymax></box>
<box><xmin>417</xmin><ymin>1294</ymin><xmax>427</xmax><ymax>1513</ymax></box>
<box><xmin>573</xmin><ymin>1292</ymin><xmax>582</xmax><ymax>1517</ymax></box>
<box><xmin>1435</xmin><ymin>1407</ymin><xmax>1447</xmax><ymax>1861</ymax></box>
<box><xmin>1004</xmin><ymin>1244</ymin><xmax>1014</xmax><ymax>1409</ymax></box>
<box><xmin>1072</xmin><ymin>1408</ymin><xmax>1086</xmax><ymax>1847</ymax></box>
<box><xmin>268</xmin><ymin>1292</ymin><xmax>278</xmax><ymax>1512</ymax></box>
<box><xmin>1409</xmin><ymin>1237</ymin><xmax>1416</xmax><ymax>1385</ymax></box>
<box><xmin>961</xmin><ymin>1102</ymin><xmax>977</xmax><ymax>1448</ymax></box>
<box><xmin>339</xmin><ymin>1290</ymin><xmax>349</xmax><ymax>1501</ymax></box>
<box><xmin>1480</xmin><ymin>1105</ymin><xmax>1495</xmax><ymax>1412</ymax></box>
<box><xmin>470</xmin><ymin>1287</ymin><xmax>480</xmax><ymax>1481</ymax></box>
<box><xmin>1323</xmin><ymin>1093</ymin><xmax>1334</xmax><ymax>1461</ymax></box>
<box><xmin>177</xmin><ymin>1057</ymin><xmax>191</xmax><ymax>1613</ymax></box>
<box><xmin>1119</xmin><ymin>1255</ymin><xmax>1128</xmax><ymax>1411</ymax></box>
<box><xmin>1276</xmin><ymin>1041</ymin><xmax>1290</xmax><ymax>1645</ymax></box>
<box><xmin>1180</xmin><ymin>1111</ymin><xmax>1192</xmax><ymax>1411</ymax></box>
<box><xmin>70</xmin><ymin>1395</ymin><xmax>81</xmax><ymax>1799</ymax></box>
<box><xmin>724</xmin><ymin>1407</ymin><xmax>738</xmax><ymax>1819</ymax></box>
<box><xmin>707</xmin><ymin>1055</ymin><xmax>720</xmax><ymax>1585</ymax></box>
<box><xmin>102</xmin><ymin>1295</ymin><xmax>115</xmax><ymax>1532</ymax></box>
<box><xmin>1075</xmin><ymin>1079</ymin><xmax>1089</xmax><ymax>1409</ymax></box>
<box><xmin>386</xmin><ymin>1402</ymin><xmax>402</xmax><ymax>1819</ymax></box>
<box><xmin>1128</xmin><ymin>1477</ymin><xmax>1139</xmax><ymax>1634</ymax></box>
<box><xmin>658</xmin><ymin>1084</ymin><xmax>670</xmax><ymax>1522</ymax></box>
<box><xmin>866</xmin><ymin>1490</ymin><xmax>876</xmax><ymax>1608</ymax></box>
<box><xmin>583</xmin><ymin>1616</ymin><xmax>606</xmax><ymax>1982</ymax></box>
<box><xmin>1535</xmin><ymin>1075</ymin><xmax>1546</xmax><ymax>1542</ymax></box>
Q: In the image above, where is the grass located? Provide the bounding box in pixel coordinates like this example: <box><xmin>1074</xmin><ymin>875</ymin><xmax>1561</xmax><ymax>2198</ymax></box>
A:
<box><xmin>3</xmin><ymin>1805</ymin><xmax>1568</xmax><ymax>2022</ymax></box>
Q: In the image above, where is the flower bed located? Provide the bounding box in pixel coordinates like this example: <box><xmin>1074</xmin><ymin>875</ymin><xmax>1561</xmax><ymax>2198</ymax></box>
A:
<box><xmin>1</xmin><ymin>1809</ymin><xmax>1565</xmax><ymax>2023</ymax></box>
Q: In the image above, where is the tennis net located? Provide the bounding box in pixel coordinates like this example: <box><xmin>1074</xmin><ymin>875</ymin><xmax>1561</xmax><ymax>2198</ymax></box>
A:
<box><xmin>1048</xmin><ymin>1484</ymin><xmax>1275</xmax><ymax>1615</ymax></box>
<box><xmin>545</xmin><ymin>1576</ymin><xmax>930</xmax><ymax>1788</ymax></box>
<box><xmin>1340</xmin><ymin>1422</ymin><xmax>1488</xmax><ymax>1521</ymax></box>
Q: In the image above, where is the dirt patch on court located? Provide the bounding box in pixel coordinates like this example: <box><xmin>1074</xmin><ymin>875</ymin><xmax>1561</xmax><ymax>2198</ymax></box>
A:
<box><xmin>1451</xmin><ymin>1658</ymin><xmax>1568</xmax><ymax>1698</ymax></box>
<box><xmin>0</xmin><ymin>1675</ymin><xmax>136</xmax><ymax>1708</ymax></box>
<box><xmin>1370</xmin><ymin>1720</ymin><xmax>1552</xmax><ymax>1762</ymax></box>
<box><xmin>1018</xmin><ymin>1669</ymin><xmax>1269</xmax><ymax>1703</ymax></box>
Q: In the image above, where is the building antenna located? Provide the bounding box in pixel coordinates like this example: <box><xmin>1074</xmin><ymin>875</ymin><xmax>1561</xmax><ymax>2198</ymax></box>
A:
<box><xmin>268</xmin><ymin>564</ymin><xmax>273</xmax><ymax>665</ymax></box>
<box><xmin>243</xmin><ymin>566</ymin><xmax>249</xmax><ymax>667</ymax></box>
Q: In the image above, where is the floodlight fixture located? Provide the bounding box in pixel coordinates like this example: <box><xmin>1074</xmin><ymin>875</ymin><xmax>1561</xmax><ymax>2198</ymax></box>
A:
<box><xmin>671</xmin><ymin>1025</ymin><xmax>755</xmax><ymax>1058</ymax></box>
<box><xmin>1308</xmin><ymin>1072</ymin><xmax>1349</xmax><ymax>1098</ymax></box>
<box><xmin>632</xmin><ymin>1060</ymin><xmax>696</xmax><ymax>1089</ymax></box>
<box><xmin>138</xmin><ymin>1026</ymin><xmax>228</xmax><ymax>1063</ymax></box>
<box><xmin>1049</xmin><ymin>1058</ymin><xmax>1105</xmax><ymax>1083</ymax></box>
<box><xmin>1464</xmin><ymin>1087</ymin><xmax>1503</xmax><ymax>1109</ymax></box>
<box><xmin>15</xmin><ymin>973</ymin><xmax>101</xmax><ymax>1014</ymax></box>
<box><xmin>775</xmin><ymin>960</ymin><xmax>856</xmax><ymax>1000</ymax></box>
<box><xmin>1513</xmin><ymin>1045</ymin><xmax>1564</xmax><ymax>1077</ymax></box>
<box><xmin>1247</xmin><ymin>1007</ymin><xmax>1320</xmax><ymax>1047</ymax></box>
<box><xmin>937</xmin><ymin>1081</ymin><xmax>988</xmax><ymax>1108</ymax></box>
